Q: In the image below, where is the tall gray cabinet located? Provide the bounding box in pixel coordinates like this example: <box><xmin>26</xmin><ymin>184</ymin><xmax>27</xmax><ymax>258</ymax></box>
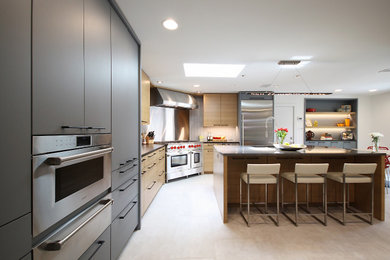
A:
<box><xmin>0</xmin><ymin>0</ymin><xmax>32</xmax><ymax>259</ymax></box>
<box><xmin>33</xmin><ymin>0</ymin><xmax>111</xmax><ymax>135</ymax></box>
<box><xmin>110</xmin><ymin>6</ymin><xmax>141</xmax><ymax>260</ymax></box>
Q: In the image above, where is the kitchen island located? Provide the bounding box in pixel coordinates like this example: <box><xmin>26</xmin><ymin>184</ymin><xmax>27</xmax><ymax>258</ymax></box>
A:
<box><xmin>213</xmin><ymin>146</ymin><xmax>386</xmax><ymax>223</ymax></box>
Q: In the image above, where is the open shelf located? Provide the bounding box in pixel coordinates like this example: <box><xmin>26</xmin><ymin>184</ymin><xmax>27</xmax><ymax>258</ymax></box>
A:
<box><xmin>306</xmin><ymin>112</ymin><xmax>356</xmax><ymax>115</ymax></box>
<box><xmin>306</xmin><ymin>126</ymin><xmax>356</xmax><ymax>129</ymax></box>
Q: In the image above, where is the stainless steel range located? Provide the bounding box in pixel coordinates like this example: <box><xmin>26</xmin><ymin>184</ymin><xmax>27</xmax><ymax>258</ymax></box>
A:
<box><xmin>166</xmin><ymin>142</ymin><xmax>203</xmax><ymax>181</ymax></box>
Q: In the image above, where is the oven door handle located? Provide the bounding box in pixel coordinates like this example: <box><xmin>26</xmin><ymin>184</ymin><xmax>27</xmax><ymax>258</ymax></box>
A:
<box><xmin>45</xmin><ymin>147</ymin><xmax>114</xmax><ymax>166</ymax></box>
<box><xmin>39</xmin><ymin>199</ymin><xmax>113</xmax><ymax>251</ymax></box>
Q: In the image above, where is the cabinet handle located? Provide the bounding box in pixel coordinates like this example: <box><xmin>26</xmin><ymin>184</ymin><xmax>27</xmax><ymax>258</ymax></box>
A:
<box><xmin>119</xmin><ymin>164</ymin><xmax>137</xmax><ymax>174</ymax></box>
<box><xmin>61</xmin><ymin>125</ymin><xmax>105</xmax><ymax>130</ymax></box>
<box><xmin>147</xmin><ymin>163</ymin><xmax>156</xmax><ymax>169</ymax></box>
<box><xmin>86</xmin><ymin>126</ymin><xmax>105</xmax><ymax>130</ymax></box>
<box><xmin>119</xmin><ymin>179</ymin><xmax>137</xmax><ymax>192</ymax></box>
<box><xmin>126</xmin><ymin>158</ymin><xmax>137</xmax><ymax>163</ymax></box>
<box><xmin>148</xmin><ymin>153</ymin><xmax>157</xmax><ymax>158</ymax></box>
<box><xmin>88</xmin><ymin>241</ymin><xmax>105</xmax><ymax>260</ymax></box>
<box><xmin>147</xmin><ymin>181</ymin><xmax>157</xmax><ymax>190</ymax></box>
<box><xmin>158</xmin><ymin>171</ymin><xmax>165</xmax><ymax>177</ymax></box>
<box><xmin>141</xmin><ymin>158</ymin><xmax>146</xmax><ymax>162</ymax></box>
<box><xmin>159</xmin><ymin>156</ymin><xmax>165</xmax><ymax>161</ymax></box>
<box><xmin>119</xmin><ymin>201</ymin><xmax>137</xmax><ymax>220</ymax></box>
<box><xmin>141</xmin><ymin>170</ymin><xmax>147</xmax><ymax>174</ymax></box>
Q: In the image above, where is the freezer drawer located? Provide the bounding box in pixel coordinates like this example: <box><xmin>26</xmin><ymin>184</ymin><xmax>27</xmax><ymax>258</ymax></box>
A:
<box><xmin>79</xmin><ymin>226</ymin><xmax>111</xmax><ymax>260</ymax></box>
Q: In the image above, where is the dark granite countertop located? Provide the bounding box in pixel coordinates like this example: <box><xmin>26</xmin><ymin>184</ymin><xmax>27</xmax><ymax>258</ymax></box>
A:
<box><xmin>141</xmin><ymin>144</ymin><xmax>165</xmax><ymax>156</ymax></box>
<box><xmin>214</xmin><ymin>145</ymin><xmax>386</xmax><ymax>156</ymax></box>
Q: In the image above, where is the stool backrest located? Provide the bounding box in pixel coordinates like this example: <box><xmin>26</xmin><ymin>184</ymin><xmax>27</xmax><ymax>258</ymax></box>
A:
<box><xmin>247</xmin><ymin>164</ymin><xmax>281</xmax><ymax>175</ymax></box>
<box><xmin>295</xmin><ymin>163</ymin><xmax>329</xmax><ymax>176</ymax></box>
<box><xmin>343</xmin><ymin>163</ymin><xmax>377</xmax><ymax>175</ymax></box>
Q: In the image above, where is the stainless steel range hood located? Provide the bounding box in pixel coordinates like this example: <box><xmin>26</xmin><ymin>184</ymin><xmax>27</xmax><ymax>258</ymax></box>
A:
<box><xmin>150</xmin><ymin>88</ymin><xmax>198</xmax><ymax>109</ymax></box>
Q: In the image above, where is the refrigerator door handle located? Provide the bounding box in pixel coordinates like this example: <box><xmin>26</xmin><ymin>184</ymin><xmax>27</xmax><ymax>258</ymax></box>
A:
<box><xmin>241</xmin><ymin>114</ymin><xmax>244</xmax><ymax>145</ymax></box>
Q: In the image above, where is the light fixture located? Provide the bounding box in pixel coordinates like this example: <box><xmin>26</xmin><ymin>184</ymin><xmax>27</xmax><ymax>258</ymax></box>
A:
<box><xmin>162</xmin><ymin>18</ymin><xmax>178</xmax><ymax>30</ymax></box>
<box><xmin>193</xmin><ymin>84</ymin><xmax>200</xmax><ymax>88</ymax></box>
<box><xmin>369</xmin><ymin>89</ymin><xmax>377</xmax><ymax>92</ymax></box>
<box><xmin>157</xmin><ymin>80</ymin><xmax>163</xmax><ymax>84</ymax></box>
<box><xmin>334</xmin><ymin>89</ymin><xmax>343</xmax><ymax>92</ymax></box>
<box><xmin>183</xmin><ymin>63</ymin><xmax>246</xmax><ymax>78</ymax></box>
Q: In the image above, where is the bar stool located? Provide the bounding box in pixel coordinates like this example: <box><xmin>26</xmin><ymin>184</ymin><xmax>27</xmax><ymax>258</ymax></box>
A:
<box><xmin>281</xmin><ymin>163</ymin><xmax>329</xmax><ymax>226</ymax></box>
<box><xmin>327</xmin><ymin>163</ymin><xmax>377</xmax><ymax>225</ymax></box>
<box><xmin>239</xmin><ymin>163</ymin><xmax>281</xmax><ymax>227</ymax></box>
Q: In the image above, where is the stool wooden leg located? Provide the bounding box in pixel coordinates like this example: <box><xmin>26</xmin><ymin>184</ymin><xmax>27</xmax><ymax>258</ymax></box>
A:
<box><xmin>347</xmin><ymin>184</ymin><xmax>350</xmax><ymax>208</ymax></box>
<box><xmin>324</xmin><ymin>177</ymin><xmax>327</xmax><ymax>226</ymax></box>
<box><xmin>306</xmin><ymin>183</ymin><xmax>309</xmax><ymax>210</ymax></box>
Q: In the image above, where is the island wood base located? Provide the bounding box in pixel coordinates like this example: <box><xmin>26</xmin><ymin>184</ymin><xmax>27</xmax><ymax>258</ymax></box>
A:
<box><xmin>213</xmin><ymin>151</ymin><xmax>385</xmax><ymax>223</ymax></box>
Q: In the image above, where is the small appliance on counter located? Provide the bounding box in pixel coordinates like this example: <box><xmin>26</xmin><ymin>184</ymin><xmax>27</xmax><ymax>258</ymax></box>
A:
<box><xmin>342</xmin><ymin>130</ymin><xmax>354</xmax><ymax>140</ymax></box>
<box><xmin>306</xmin><ymin>130</ymin><xmax>315</xmax><ymax>141</ymax></box>
<box><xmin>320</xmin><ymin>133</ymin><xmax>333</xmax><ymax>140</ymax></box>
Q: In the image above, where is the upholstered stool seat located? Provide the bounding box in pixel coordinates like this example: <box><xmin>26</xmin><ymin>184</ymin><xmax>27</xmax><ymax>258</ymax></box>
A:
<box><xmin>241</xmin><ymin>173</ymin><xmax>277</xmax><ymax>184</ymax></box>
<box><xmin>281</xmin><ymin>172</ymin><xmax>325</xmax><ymax>184</ymax></box>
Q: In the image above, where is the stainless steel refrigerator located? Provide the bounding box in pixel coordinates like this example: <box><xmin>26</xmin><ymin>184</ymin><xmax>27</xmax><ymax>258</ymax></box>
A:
<box><xmin>239</xmin><ymin>92</ymin><xmax>274</xmax><ymax>146</ymax></box>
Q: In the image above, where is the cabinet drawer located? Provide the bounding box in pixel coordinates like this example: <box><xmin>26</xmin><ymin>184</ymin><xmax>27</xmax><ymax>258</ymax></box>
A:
<box><xmin>79</xmin><ymin>226</ymin><xmax>110</xmax><ymax>260</ymax></box>
<box><xmin>111</xmin><ymin>197</ymin><xmax>139</xmax><ymax>260</ymax></box>
<box><xmin>142</xmin><ymin>178</ymin><xmax>163</xmax><ymax>215</ymax></box>
<box><xmin>112</xmin><ymin>161</ymin><xmax>138</xmax><ymax>191</ymax></box>
<box><xmin>112</xmin><ymin>176</ymin><xmax>139</xmax><ymax>219</ymax></box>
<box><xmin>0</xmin><ymin>214</ymin><xmax>31</xmax><ymax>260</ymax></box>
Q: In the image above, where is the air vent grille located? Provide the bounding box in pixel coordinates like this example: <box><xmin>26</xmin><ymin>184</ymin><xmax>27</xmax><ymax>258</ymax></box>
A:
<box><xmin>378</xmin><ymin>68</ymin><xmax>390</xmax><ymax>73</ymax></box>
<box><xmin>278</xmin><ymin>60</ymin><xmax>301</xmax><ymax>65</ymax></box>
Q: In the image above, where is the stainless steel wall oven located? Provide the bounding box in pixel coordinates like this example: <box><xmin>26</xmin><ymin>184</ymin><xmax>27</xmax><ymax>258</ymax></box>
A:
<box><xmin>32</xmin><ymin>134</ymin><xmax>113</xmax><ymax>259</ymax></box>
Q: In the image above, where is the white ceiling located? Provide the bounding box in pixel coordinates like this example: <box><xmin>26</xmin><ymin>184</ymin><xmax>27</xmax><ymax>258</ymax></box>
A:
<box><xmin>116</xmin><ymin>0</ymin><xmax>390</xmax><ymax>94</ymax></box>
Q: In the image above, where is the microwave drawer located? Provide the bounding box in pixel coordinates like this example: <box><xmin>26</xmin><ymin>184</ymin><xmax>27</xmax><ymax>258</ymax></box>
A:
<box><xmin>112</xmin><ymin>161</ymin><xmax>138</xmax><ymax>191</ymax></box>
<box><xmin>111</xmin><ymin>196</ymin><xmax>139</xmax><ymax>260</ymax></box>
<box><xmin>34</xmin><ymin>196</ymin><xmax>112</xmax><ymax>260</ymax></box>
<box><xmin>112</xmin><ymin>176</ymin><xmax>139</xmax><ymax>219</ymax></box>
<box><xmin>79</xmin><ymin>226</ymin><xmax>110</xmax><ymax>260</ymax></box>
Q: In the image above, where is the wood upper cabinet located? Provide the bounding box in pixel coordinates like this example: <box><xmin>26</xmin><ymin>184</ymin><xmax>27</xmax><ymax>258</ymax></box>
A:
<box><xmin>141</xmin><ymin>70</ymin><xmax>150</xmax><ymax>125</ymax></box>
<box><xmin>203</xmin><ymin>93</ymin><xmax>237</xmax><ymax>127</ymax></box>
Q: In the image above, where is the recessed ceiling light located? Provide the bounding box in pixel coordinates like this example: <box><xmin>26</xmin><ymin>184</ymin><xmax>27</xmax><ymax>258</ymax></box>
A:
<box><xmin>183</xmin><ymin>63</ymin><xmax>245</xmax><ymax>78</ymax></box>
<box><xmin>162</xmin><ymin>18</ymin><xmax>178</xmax><ymax>30</ymax></box>
<box><xmin>369</xmin><ymin>89</ymin><xmax>377</xmax><ymax>92</ymax></box>
<box><xmin>291</xmin><ymin>56</ymin><xmax>313</xmax><ymax>60</ymax></box>
<box><xmin>157</xmin><ymin>80</ymin><xmax>163</xmax><ymax>84</ymax></box>
<box><xmin>295</xmin><ymin>74</ymin><xmax>301</xmax><ymax>78</ymax></box>
<box><xmin>334</xmin><ymin>89</ymin><xmax>343</xmax><ymax>92</ymax></box>
<box><xmin>193</xmin><ymin>84</ymin><xmax>200</xmax><ymax>88</ymax></box>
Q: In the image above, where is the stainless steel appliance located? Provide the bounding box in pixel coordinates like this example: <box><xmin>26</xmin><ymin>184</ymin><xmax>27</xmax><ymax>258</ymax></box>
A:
<box><xmin>32</xmin><ymin>134</ymin><xmax>113</xmax><ymax>239</ymax></box>
<box><xmin>166</xmin><ymin>142</ymin><xmax>203</xmax><ymax>181</ymax></box>
<box><xmin>239</xmin><ymin>92</ymin><xmax>274</xmax><ymax>146</ymax></box>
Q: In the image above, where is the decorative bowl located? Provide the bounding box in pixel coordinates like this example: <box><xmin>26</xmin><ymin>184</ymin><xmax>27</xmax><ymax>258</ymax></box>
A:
<box><xmin>273</xmin><ymin>143</ymin><xmax>307</xmax><ymax>151</ymax></box>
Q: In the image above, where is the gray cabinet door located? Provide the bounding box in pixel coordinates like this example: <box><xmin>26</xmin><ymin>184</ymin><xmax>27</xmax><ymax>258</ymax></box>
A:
<box><xmin>79</xmin><ymin>226</ymin><xmax>111</xmax><ymax>260</ymax></box>
<box><xmin>84</xmin><ymin>0</ymin><xmax>111</xmax><ymax>133</ymax></box>
<box><xmin>0</xmin><ymin>214</ymin><xmax>31</xmax><ymax>260</ymax></box>
<box><xmin>111</xmin><ymin>10</ymin><xmax>140</xmax><ymax>171</ymax></box>
<box><xmin>0</xmin><ymin>0</ymin><xmax>31</xmax><ymax>227</ymax></box>
<box><xmin>33</xmin><ymin>0</ymin><xmax>84</xmax><ymax>135</ymax></box>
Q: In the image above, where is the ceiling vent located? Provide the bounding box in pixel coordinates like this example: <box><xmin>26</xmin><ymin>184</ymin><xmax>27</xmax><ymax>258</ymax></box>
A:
<box><xmin>278</xmin><ymin>60</ymin><xmax>301</xmax><ymax>65</ymax></box>
<box><xmin>378</xmin><ymin>68</ymin><xmax>390</xmax><ymax>73</ymax></box>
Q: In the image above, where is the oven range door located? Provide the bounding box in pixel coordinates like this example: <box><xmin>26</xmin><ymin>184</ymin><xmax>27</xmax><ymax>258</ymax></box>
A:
<box><xmin>190</xmin><ymin>150</ymin><xmax>203</xmax><ymax>169</ymax></box>
<box><xmin>166</xmin><ymin>152</ymin><xmax>190</xmax><ymax>180</ymax></box>
<box><xmin>32</xmin><ymin>146</ymin><xmax>112</xmax><ymax>237</ymax></box>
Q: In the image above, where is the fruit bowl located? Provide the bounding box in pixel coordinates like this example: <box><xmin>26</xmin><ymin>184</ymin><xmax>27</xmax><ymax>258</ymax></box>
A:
<box><xmin>273</xmin><ymin>143</ymin><xmax>307</xmax><ymax>151</ymax></box>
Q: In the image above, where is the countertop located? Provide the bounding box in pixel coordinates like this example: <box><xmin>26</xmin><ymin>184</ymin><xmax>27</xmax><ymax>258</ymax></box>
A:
<box><xmin>202</xmin><ymin>141</ymin><xmax>240</xmax><ymax>144</ymax></box>
<box><xmin>141</xmin><ymin>144</ymin><xmax>165</xmax><ymax>156</ymax></box>
<box><xmin>214</xmin><ymin>145</ymin><xmax>387</xmax><ymax>156</ymax></box>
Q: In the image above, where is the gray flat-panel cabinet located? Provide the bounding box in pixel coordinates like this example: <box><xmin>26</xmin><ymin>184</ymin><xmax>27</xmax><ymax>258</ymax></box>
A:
<box><xmin>111</xmin><ymin>10</ymin><xmax>140</xmax><ymax>171</ymax></box>
<box><xmin>0</xmin><ymin>0</ymin><xmax>31</xmax><ymax>227</ymax></box>
<box><xmin>33</xmin><ymin>0</ymin><xmax>85</xmax><ymax>135</ymax></box>
<box><xmin>33</xmin><ymin>0</ymin><xmax>112</xmax><ymax>135</ymax></box>
<box><xmin>84</xmin><ymin>0</ymin><xmax>111</xmax><ymax>133</ymax></box>
<box><xmin>0</xmin><ymin>214</ymin><xmax>31</xmax><ymax>260</ymax></box>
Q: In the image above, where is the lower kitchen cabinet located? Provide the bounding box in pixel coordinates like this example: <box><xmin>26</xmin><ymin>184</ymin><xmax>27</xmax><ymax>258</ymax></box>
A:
<box><xmin>203</xmin><ymin>144</ymin><xmax>214</xmax><ymax>173</ymax></box>
<box><xmin>112</xmin><ymin>174</ymin><xmax>139</xmax><ymax>219</ymax></box>
<box><xmin>79</xmin><ymin>226</ymin><xmax>111</xmax><ymax>260</ymax></box>
<box><xmin>141</xmin><ymin>146</ymin><xmax>166</xmax><ymax>216</ymax></box>
<box><xmin>111</xmin><ymin>196</ymin><xmax>139</xmax><ymax>260</ymax></box>
<box><xmin>0</xmin><ymin>214</ymin><xmax>31</xmax><ymax>260</ymax></box>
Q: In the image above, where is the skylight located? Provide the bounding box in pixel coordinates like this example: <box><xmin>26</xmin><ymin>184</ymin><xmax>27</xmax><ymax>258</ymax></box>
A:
<box><xmin>183</xmin><ymin>63</ymin><xmax>246</xmax><ymax>78</ymax></box>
